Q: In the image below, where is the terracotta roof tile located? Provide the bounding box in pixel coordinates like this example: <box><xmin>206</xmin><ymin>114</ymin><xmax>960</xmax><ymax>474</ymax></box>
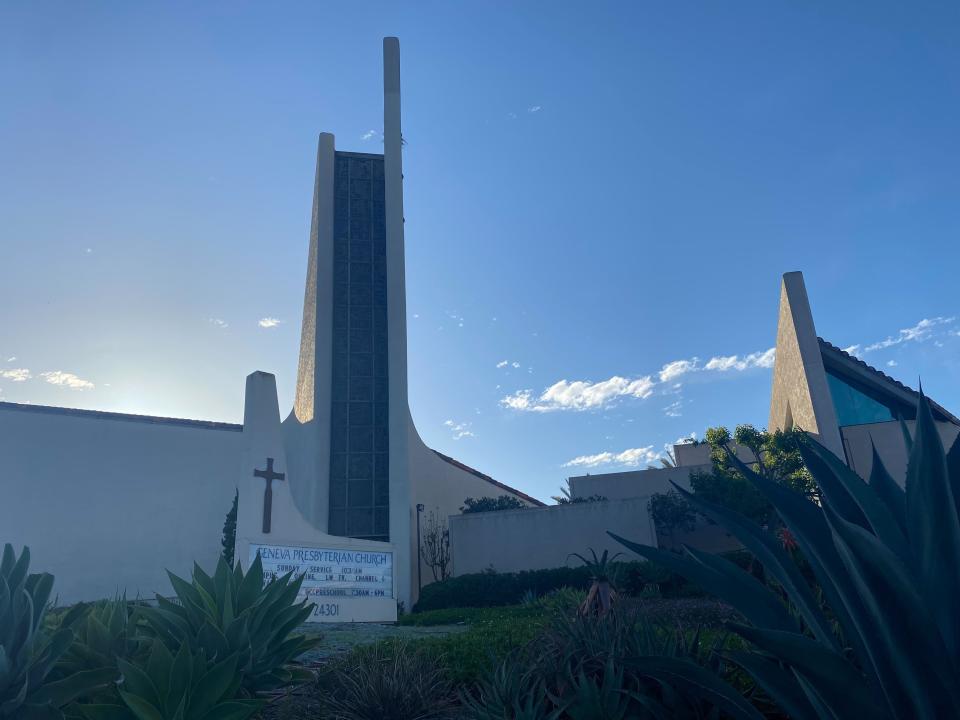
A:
<box><xmin>818</xmin><ymin>338</ymin><xmax>960</xmax><ymax>426</ymax></box>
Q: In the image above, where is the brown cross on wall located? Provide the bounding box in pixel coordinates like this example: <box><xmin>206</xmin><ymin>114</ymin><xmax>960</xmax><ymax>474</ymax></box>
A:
<box><xmin>253</xmin><ymin>457</ymin><xmax>285</xmax><ymax>533</ymax></box>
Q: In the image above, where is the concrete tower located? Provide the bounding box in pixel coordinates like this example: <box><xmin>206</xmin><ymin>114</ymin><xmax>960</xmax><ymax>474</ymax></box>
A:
<box><xmin>278</xmin><ymin>37</ymin><xmax>412</xmax><ymax>605</ymax></box>
<box><xmin>235</xmin><ymin>38</ymin><xmax>538</xmax><ymax>616</ymax></box>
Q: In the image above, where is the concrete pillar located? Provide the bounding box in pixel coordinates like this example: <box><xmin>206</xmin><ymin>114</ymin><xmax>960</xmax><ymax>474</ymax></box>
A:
<box><xmin>384</xmin><ymin>37</ymin><xmax>413</xmax><ymax>610</ymax></box>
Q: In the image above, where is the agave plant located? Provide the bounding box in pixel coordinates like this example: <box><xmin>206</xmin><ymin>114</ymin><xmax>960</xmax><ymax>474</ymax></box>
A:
<box><xmin>78</xmin><ymin>637</ymin><xmax>264</xmax><ymax>720</ymax></box>
<box><xmin>459</xmin><ymin>652</ymin><xmax>561</xmax><ymax>720</ymax></box>
<box><xmin>0</xmin><ymin>545</ymin><xmax>116</xmax><ymax>719</ymax></box>
<box><xmin>52</xmin><ymin>596</ymin><xmax>150</xmax><ymax>707</ymax></box>
<box><xmin>135</xmin><ymin>553</ymin><xmax>316</xmax><ymax>695</ymax></box>
<box><xmin>611</xmin><ymin>392</ymin><xmax>960</xmax><ymax>719</ymax></box>
<box><xmin>566</xmin><ymin>548</ymin><xmax>622</xmax><ymax>616</ymax></box>
<box><xmin>323</xmin><ymin>640</ymin><xmax>456</xmax><ymax>720</ymax></box>
<box><xmin>59</xmin><ymin>596</ymin><xmax>148</xmax><ymax>669</ymax></box>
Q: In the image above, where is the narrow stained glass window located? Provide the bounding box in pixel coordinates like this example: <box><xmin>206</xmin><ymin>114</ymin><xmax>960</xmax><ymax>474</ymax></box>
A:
<box><xmin>328</xmin><ymin>152</ymin><xmax>389</xmax><ymax>542</ymax></box>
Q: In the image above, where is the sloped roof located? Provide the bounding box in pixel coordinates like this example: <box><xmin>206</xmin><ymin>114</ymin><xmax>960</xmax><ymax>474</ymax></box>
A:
<box><xmin>0</xmin><ymin>400</ymin><xmax>243</xmax><ymax>431</ymax></box>
<box><xmin>818</xmin><ymin>339</ymin><xmax>960</xmax><ymax>426</ymax></box>
<box><xmin>431</xmin><ymin>449</ymin><xmax>546</xmax><ymax>507</ymax></box>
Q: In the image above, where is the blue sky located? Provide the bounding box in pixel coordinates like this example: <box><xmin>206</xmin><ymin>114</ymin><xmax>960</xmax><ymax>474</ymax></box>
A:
<box><xmin>1</xmin><ymin>2</ymin><xmax>959</xmax><ymax>502</ymax></box>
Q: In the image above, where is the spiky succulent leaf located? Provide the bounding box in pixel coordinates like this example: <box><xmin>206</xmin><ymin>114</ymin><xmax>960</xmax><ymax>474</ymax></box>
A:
<box><xmin>724</xmin><ymin>650</ymin><xmax>818</xmax><ymax>720</ymax></box>
<box><xmin>627</xmin><ymin>656</ymin><xmax>766</xmax><ymax>720</ymax></box>
<box><xmin>668</xmin><ymin>481</ymin><xmax>836</xmax><ymax>648</ymax></box>
<box><xmin>608</xmin><ymin>533</ymin><xmax>797</xmax><ymax>633</ymax></box>
<box><xmin>905</xmin><ymin>392</ymin><xmax>960</xmax><ymax>664</ymax></box>
<box><xmin>799</xmin><ymin>440</ymin><xmax>908</xmax><ymax>562</ymax></box>
<box><xmin>867</xmin><ymin>443</ymin><xmax>906</xmax><ymax>534</ymax></box>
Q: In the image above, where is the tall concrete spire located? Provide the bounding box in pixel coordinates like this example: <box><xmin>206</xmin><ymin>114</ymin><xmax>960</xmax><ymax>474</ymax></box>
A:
<box><xmin>768</xmin><ymin>271</ymin><xmax>844</xmax><ymax>458</ymax></box>
<box><xmin>382</xmin><ymin>36</ymin><xmax>413</xmax><ymax>611</ymax></box>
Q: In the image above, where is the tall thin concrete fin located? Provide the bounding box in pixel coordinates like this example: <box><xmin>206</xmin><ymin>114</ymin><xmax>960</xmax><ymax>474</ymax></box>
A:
<box><xmin>292</xmin><ymin>133</ymin><xmax>335</xmax><ymax>424</ymax></box>
<box><xmin>383</xmin><ymin>37</ymin><xmax>413</xmax><ymax>608</ymax></box>
<box><xmin>768</xmin><ymin>272</ymin><xmax>844</xmax><ymax>458</ymax></box>
<box><xmin>283</xmin><ymin>133</ymin><xmax>336</xmax><ymax>528</ymax></box>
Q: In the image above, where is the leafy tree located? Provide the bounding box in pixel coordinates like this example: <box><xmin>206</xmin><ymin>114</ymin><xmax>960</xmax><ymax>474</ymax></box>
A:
<box><xmin>648</xmin><ymin>490</ymin><xmax>697</xmax><ymax>543</ymax></box>
<box><xmin>689</xmin><ymin>425</ymin><xmax>814</xmax><ymax>526</ymax></box>
<box><xmin>461</xmin><ymin>495</ymin><xmax>526</xmax><ymax>514</ymax></box>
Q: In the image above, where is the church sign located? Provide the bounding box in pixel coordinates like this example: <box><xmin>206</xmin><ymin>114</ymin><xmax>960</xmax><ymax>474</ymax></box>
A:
<box><xmin>249</xmin><ymin>543</ymin><xmax>395</xmax><ymax>622</ymax></box>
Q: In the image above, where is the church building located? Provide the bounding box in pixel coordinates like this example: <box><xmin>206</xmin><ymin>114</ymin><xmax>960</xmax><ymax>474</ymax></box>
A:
<box><xmin>0</xmin><ymin>38</ymin><xmax>540</xmax><ymax>620</ymax></box>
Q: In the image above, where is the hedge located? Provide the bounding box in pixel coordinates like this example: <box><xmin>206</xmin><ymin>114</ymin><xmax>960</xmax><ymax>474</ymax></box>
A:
<box><xmin>413</xmin><ymin>560</ymin><xmax>704</xmax><ymax>612</ymax></box>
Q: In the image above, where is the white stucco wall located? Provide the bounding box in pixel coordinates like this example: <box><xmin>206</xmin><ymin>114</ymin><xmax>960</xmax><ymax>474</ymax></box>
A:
<box><xmin>841</xmin><ymin>419</ymin><xmax>960</xmax><ymax>484</ymax></box>
<box><xmin>568</xmin><ymin>466</ymin><xmax>706</xmax><ymax>501</ymax></box>
<box><xmin>408</xmin><ymin>426</ymin><xmax>541</xmax><ymax>597</ymax></box>
<box><xmin>448</xmin><ymin>497</ymin><xmax>656</xmax><ymax>577</ymax></box>
<box><xmin>0</xmin><ymin>402</ymin><xmax>241</xmax><ymax>603</ymax></box>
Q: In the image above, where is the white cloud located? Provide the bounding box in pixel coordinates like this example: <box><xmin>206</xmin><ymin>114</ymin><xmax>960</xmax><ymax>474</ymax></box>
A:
<box><xmin>703</xmin><ymin>347</ymin><xmax>776</xmax><ymax>372</ymax></box>
<box><xmin>362</xmin><ymin>129</ymin><xmax>380</xmax><ymax>141</ymax></box>
<box><xmin>563</xmin><ymin>446</ymin><xmax>658</xmax><ymax>469</ymax></box>
<box><xmin>501</xmin><ymin>345</ymin><xmax>775</xmax><ymax>414</ymax></box>
<box><xmin>507</xmin><ymin>112</ymin><xmax>518</xmax><ymax>120</ymax></box>
<box><xmin>0</xmin><ymin>368</ymin><xmax>31</xmax><ymax>382</ymax></box>
<box><xmin>258</xmin><ymin>317</ymin><xmax>282</xmax><ymax>328</ymax></box>
<box><xmin>663</xmin><ymin>400</ymin><xmax>683</xmax><ymax>418</ymax></box>
<box><xmin>528</xmin><ymin>105</ymin><xmax>542</xmax><ymax>113</ymax></box>
<box><xmin>41</xmin><ymin>371</ymin><xmax>94</xmax><ymax>390</ymax></box>
<box><xmin>496</xmin><ymin>360</ymin><xmax>509</xmax><ymax>368</ymax></box>
<box><xmin>443</xmin><ymin>419</ymin><xmax>474</xmax><ymax>440</ymax></box>
<box><xmin>842</xmin><ymin>344</ymin><xmax>862</xmax><ymax>357</ymax></box>
<box><xmin>501</xmin><ymin>375</ymin><xmax>655</xmax><ymax>413</ymax></box>
<box><xmin>209</xmin><ymin>318</ymin><xmax>228</xmax><ymax>329</ymax></box>
<box><xmin>674</xmin><ymin>432</ymin><xmax>697</xmax><ymax>445</ymax></box>
<box><xmin>865</xmin><ymin>316</ymin><xmax>955</xmax><ymax>352</ymax></box>
<box><xmin>887</xmin><ymin>360</ymin><xmax>898</xmax><ymax>367</ymax></box>
<box><xmin>6</xmin><ymin>357</ymin><xmax>15</xmax><ymax>362</ymax></box>
<box><xmin>659</xmin><ymin>358</ymin><xmax>698</xmax><ymax>383</ymax></box>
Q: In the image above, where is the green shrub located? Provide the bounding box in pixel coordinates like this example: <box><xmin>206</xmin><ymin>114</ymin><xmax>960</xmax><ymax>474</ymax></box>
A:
<box><xmin>321</xmin><ymin>640</ymin><xmax>456</xmax><ymax>720</ymax></box>
<box><xmin>411</xmin><ymin>609</ymin><xmax>549</xmax><ymax>686</ymax></box>
<box><xmin>0</xmin><ymin>545</ymin><xmax>117</xmax><ymax>719</ymax></box>
<box><xmin>461</xmin><ymin>495</ymin><xmax>527</xmax><ymax>514</ymax></box>
<box><xmin>460</xmin><ymin>604</ymin><xmax>761</xmax><ymax>719</ymax></box>
<box><xmin>78</xmin><ymin>637</ymin><xmax>264</xmax><ymax>720</ymax></box>
<box><xmin>136</xmin><ymin>553</ymin><xmax>317</xmax><ymax>695</ymax></box>
<box><xmin>611</xmin><ymin>392</ymin><xmax>960</xmax><ymax>718</ymax></box>
<box><xmin>398</xmin><ymin>604</ymin><xmax>542</xmax><ymax>627</ymax></box>
<box><xmin>415</xmin><ymin>561</ymin><xmax>703</xmax><ymax>612</ymax></box>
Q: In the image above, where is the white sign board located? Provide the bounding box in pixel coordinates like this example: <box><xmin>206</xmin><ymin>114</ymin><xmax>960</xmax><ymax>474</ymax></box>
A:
<box><xmin>249</xmin><ymin>543</ymin><xmax>396</xmax><ymax>623</ymax></box>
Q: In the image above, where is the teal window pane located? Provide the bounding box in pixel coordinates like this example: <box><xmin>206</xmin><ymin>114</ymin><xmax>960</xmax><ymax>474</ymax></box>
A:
<box><xmin>826</xmin><ymin>371</ymin><xmax>894</xmax><ymax>427</ymax></box>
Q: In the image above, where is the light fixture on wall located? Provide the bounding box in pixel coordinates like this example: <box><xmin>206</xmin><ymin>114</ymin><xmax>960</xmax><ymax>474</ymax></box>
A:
<box><xmin>416</xmin><ymin>503</ymin><xmax>425</xmax><ymax>594</ymax></box>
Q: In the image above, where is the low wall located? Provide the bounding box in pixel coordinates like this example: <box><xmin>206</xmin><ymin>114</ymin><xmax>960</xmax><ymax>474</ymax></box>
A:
<box><xmin>568</xmin><ymin>466</ymin><xmax>705</xmax><ymax>501</ymax></box>
<box><xmin>0</xmin><ymin>402</ymin><xmax>241</xmax><ymax>603</ymax></box>
<box><xmin>841</xmin><ymin>419</ymin><xmax>960</xmax><ymax>484</ymax></box>
<box><xmin>448</xmin><ymin>497</ymin><xmax>656</xmax><ymax>576</ymax></box>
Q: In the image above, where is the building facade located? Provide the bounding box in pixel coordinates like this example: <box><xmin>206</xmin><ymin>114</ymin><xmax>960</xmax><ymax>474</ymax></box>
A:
<box><xmin>0</xmin><ymin>38</ymin><xmax>540</xmax><ymax>616</ymax></box>
<box><xmin>451</xmin><ymin>271</ymin><xmax>960</xmax><ymax>568</ymax></box>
